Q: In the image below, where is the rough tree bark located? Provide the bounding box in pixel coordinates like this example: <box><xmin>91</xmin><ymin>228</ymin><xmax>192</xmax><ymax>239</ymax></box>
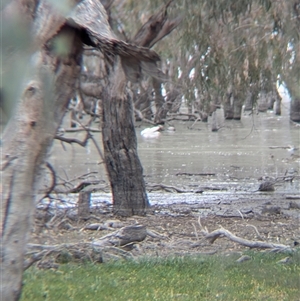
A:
<box><xmin>290</xmin><ymin>97</ymin><xmax>300</xmax><ymax>122</ymax></box>
<box><xmin>102</xmin><ymin>59</ymin><xmax>149</xmax><ymax>216</ymax></box>
<box><xmin>101</xmin><ymin>1</ymin><xmax>181</xmax><ymax>216</ymax></box>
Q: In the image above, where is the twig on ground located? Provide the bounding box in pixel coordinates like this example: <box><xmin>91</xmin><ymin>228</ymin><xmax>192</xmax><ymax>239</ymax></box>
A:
<box><xmin>237</xmin><ymin>209</ymin><xmax>244</xmax><ymax>220</ymax></box>
<box><xmin>192</xmin><ymin>223</ymin><xmax>199</xmax><ymax>241</ymax></box>
<box><xmin>23</xmin><ymin>250</ymin><xmax>50</xmax><ymax>270</ymax></box>
<box><xmin>246</xmin><ymin>224</ymin><xmax>263</xmax><ymax>240</ymax></box>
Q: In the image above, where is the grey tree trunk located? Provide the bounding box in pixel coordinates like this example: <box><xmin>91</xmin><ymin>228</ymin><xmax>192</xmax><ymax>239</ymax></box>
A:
<box><xmin>78</xmin><ymin>191</ymin><xmax>91</xmax><ymax>219</ymax></box>
<box><xmin>233</xmin><ymin>97</ymin><xmax>243</xmax><ymax>120</ymax></box>
<box><xmin>100</xmin><ymin>2</ymin><xmax>180</xmax><ymax>216</ymax></box>
<box><xmin>0</xmin><ymin>8</ymin><xmax>83</xmax><ymax>301</ymax></box>
<box><xmin>0</xmin><ymin>0</ymin><xmax>81</xmax><ymax>301</ymax></box>
<box><xmin>275</xmin><ymin>97</ymin><xmax>281</xmax><ymax>115</ymax></box>
<box><xmin>153</xmin><ymin>76</ymin><xmax>166</xmax><ymax>124</ymax></box>
<box><xmin>290</xmin><ymin>97</ymin><xmax>300</xmax><ymax>122</ymax></box>
<box><xmin>224</xmin><ymin>92</ymin><xmax>234</xmax><ymax>119</ymax></box>
<box><xmin>102</xmin><ymin>59</ymin><xmax>149</xmax><ymax>216</ymax></box>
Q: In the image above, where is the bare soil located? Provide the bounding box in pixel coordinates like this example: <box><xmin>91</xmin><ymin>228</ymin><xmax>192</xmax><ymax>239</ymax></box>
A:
<box><xmin>31</xmin><ymin>194</ymin><xmax>300</xmax><ymax>264</ymax></box>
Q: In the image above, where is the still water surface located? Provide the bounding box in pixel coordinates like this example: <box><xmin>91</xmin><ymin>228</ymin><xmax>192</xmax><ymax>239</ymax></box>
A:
<box><xmin>49</xmin><ymin>97</ymin><xmax>299</xmax><ymax>205</ymax></box>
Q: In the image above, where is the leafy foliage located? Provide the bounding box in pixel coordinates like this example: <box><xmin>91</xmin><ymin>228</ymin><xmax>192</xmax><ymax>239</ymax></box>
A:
<box><xmin>111</xmin><ymin>0</ymin><xmax>300</xmax><ymax>110</ymax></box>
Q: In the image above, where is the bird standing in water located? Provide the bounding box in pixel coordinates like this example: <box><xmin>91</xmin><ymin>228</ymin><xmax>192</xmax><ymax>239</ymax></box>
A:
<box><xmin>141</xmin><ymin>125</ymin><xmax>163</xmax><ymax>138</ymax></box>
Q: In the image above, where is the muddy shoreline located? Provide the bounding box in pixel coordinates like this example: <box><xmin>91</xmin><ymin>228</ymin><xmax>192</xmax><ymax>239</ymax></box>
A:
<box><xmin>31</xmin><ymin>191</ymin><xmax>300</xmax><ymax>267</ymax></box>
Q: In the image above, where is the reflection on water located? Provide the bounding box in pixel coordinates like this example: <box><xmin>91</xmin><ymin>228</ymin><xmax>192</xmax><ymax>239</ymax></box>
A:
<box><xmin>49</xmin><ymin>97</ymin><xmax>299</xmax><ymax>197</ymax></box>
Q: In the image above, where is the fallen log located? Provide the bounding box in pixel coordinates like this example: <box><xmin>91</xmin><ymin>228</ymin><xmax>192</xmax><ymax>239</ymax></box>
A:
<box><xmin>92</xmin><ymin>224</ymin><xmax>147</xmax><ymax>248</ymax></box>
<box><xmin>176</xmin><ymin>172</ymin><xmax>216</xmax><ymax>176</ymax></box>
<box><xmin>82</xmin><ymin>220</ymin><xmax>124</xmax><ymax>231</ymax></box>
<box><xmin>202</xmin><ymin>227</ymin><xmax>291</xmax><ymax>251</ymax></box>
<box><xmin>197</xmin><ymin>217</ymin><xmax>291</xmax><ymax>251</ymax></box>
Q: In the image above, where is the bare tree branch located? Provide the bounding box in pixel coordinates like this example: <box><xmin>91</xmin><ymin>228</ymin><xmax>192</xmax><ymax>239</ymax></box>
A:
<box><xmin>197</xmin><ymin>218</ymin><xmax>291</xmax><ymax>251</ymax></box>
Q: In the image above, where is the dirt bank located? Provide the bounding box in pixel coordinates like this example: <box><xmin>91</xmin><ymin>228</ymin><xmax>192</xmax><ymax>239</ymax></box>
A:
<box><xmin>29</xmin><ymin>193</ymin><xmax>299</xmax><ymax>267</ymax></box>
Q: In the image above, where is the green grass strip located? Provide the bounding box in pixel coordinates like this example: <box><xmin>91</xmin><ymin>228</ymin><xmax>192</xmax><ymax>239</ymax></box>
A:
<box><xmin>21</xmin><ymin>250</ymin><xmax>300</xmax><ymax>301</ymax></box>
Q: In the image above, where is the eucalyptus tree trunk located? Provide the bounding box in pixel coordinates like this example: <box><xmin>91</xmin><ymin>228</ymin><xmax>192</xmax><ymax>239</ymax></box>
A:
<box><xmin>290</xmin><ymin>98</ymin><xmax>300</xmax><ymax>122</ymax></box>
<box><xmin>0</xmin><ymin>0</ymin><xmax>84</xmax><ymax>298</ymax></box>
<box><xmin>153</xmin><ymin>76</ymin><xmax>166</xmax><ymax>124</ymax></box>
<box><xmin>233</xmin><ymin>96</ymin><xmax>243</xmax><ymax>120</ymax></box>
<box><xmin>100</xmin><ymin>1</ymin><xmax>180</xmax><ymax>216</ymax></box>
<box><xmin>0</xmin><ymin>25</ymin><xmax>83</xmax><ymax>301</ymax></box>
<box><xmin>275</xmin><ymin>97</ymin><xmax>281</xmax><ymax>116</ymax></box>
<box><xmin>224</xmin><ymin>92</ymin><xmax>234</xmax><ymax>120</ymax></box>
<box><xmin>102</xmin><ymin>59</ymin><xmax>149</xmax><ymax>216</ymax></box>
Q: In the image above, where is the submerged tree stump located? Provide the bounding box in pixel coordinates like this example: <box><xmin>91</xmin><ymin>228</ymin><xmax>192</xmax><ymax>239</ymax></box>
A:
<box><xmin>290</xmin><ymin>98</ymin><xmax>300</xmax><ymax>122</ymax></box>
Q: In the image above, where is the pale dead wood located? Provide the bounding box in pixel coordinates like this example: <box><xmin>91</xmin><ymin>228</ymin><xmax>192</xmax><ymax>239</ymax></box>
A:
<box><xmin>82</xmin><ymin>220</ymin><xmax>124</xmax><ymax>231</ymax></box>
<box><xmin>237</xmin><ymin>209</ymin><xmax>244</xmax><ymax>220</ymax></box>
<box><xmin>83</xmin><ymin>223</ymin><xmax>112</xmax><ymax>231</ymax></box>
<box><xmin>23</xmin><ymin>250</ymin><xmax>50</xmax><ymax>270</ymax></box>
<box><xmin>245</xmin><ymin>224</ymin><xmax>263</xmax><ymax>240</ymax></box>
<box><xmin>192</xmin><ymin>223</ymin><xmax>199</xmax><ymax>241</ymax></box>
<box><xmin>93</xmin><ymin>224</ymin><xmax>147</xmax><ymax>247</ymax></box>
<box><xmin>24</xmin><ymin>225</ymin><xmax>147</xmax><ymax>266</ymax></box>
<box><xmin>146</xmin><ymin>229</ymin><xmax>168</xmax><ymax>239</ymax></box>
<box><xmin>203</xmin><ymin>228</ymin><xmax>290</xmax><ymax>250</ymax></box>
<box><xmin>197</xmin><ymin>216</ymin><xmax>291</xmax><ymax>250</ymax></box>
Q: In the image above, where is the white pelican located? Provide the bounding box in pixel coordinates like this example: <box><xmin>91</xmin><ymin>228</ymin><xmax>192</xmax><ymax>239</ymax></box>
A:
<box><xmin>287</xmin><ymin>145</ymin><xmax>298</xmax><ymax>156</ymax></box>
<box><xmin>140</xmin><ymin>125</ymin><xmax>163</xmax><ymax>138</ymax></box>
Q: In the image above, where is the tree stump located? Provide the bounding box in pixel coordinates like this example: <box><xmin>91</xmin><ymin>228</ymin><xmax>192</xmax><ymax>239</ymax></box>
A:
<box><xmin>78</xmin><ymin>191</ymin><xmax>91</xmax><ymax>220</ymax></box>
<box><xmin>233</xmin><ymin>99</ymin><xmax>243</xmax><ymax>120</ymax></box>
<box><xmin>275</xmin><ymin>97</ymin><xmax>281</xmax><ymax>115</ymax></box>
<box><xmin>211</xmin><ymin>111</ymin><xmax>218</xmax><ymax>132</ymax></box>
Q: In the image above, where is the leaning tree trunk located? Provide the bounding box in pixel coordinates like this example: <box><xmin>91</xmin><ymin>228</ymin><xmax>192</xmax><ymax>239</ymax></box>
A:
<box><xmin>102</xmin><ymin>59</ymin><xmax>149</xmax><ymax>216</ymax></box>
<box><xmin>100</xmin><ymin>1</ymin><xmax>180</xmax><ymax>216</ymax></box>
<box><xmin>0</xmin><ymin>25</ymin><xmax>83</xmax><ymax>301</ymax></box>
